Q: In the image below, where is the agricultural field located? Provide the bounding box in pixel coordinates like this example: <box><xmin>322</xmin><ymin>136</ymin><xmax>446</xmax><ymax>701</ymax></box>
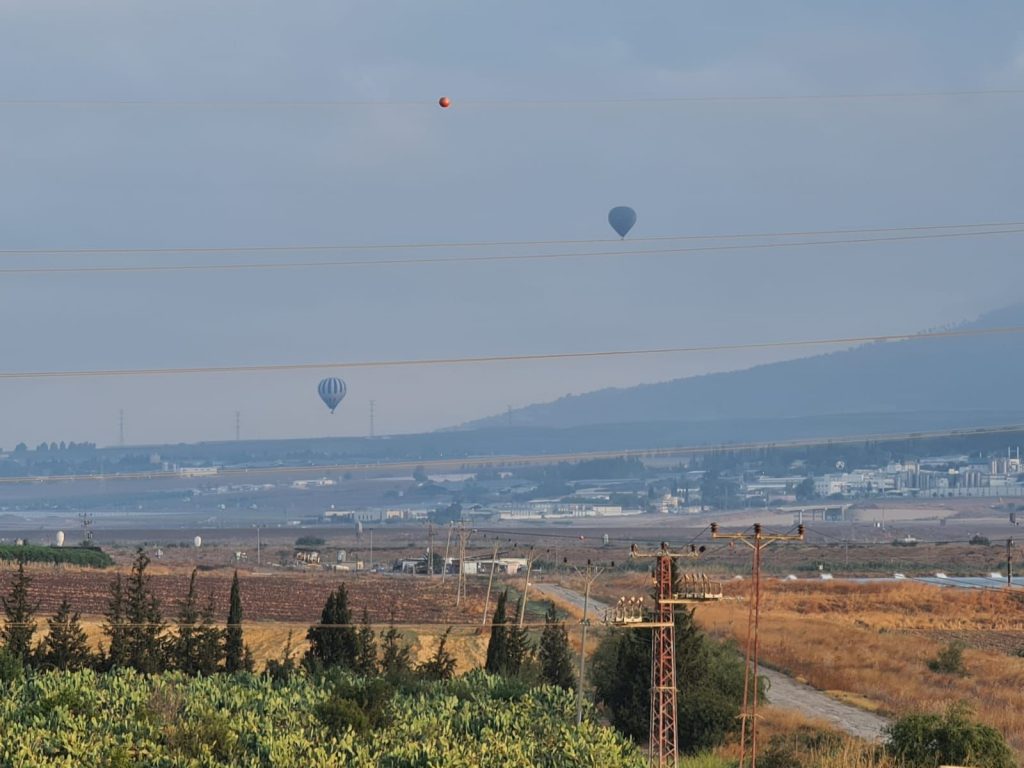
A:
<box><xmin>0</xmin><ymin>563</ymin><xmax>501</xmax><ymax>666</ymax></box>
<box><xmin>0</xmin><ymin>566</ymin><xmax>486</xmax><ymax>624</ymax></box>
<box><xmin>0</xmin><ymin>669</ymin><xmax>644</xmax><ymax>767</ymax></box>
<box><xmin>693</xmin><ymin>580</ymin><xmax>1024</xmax><ymax>759</ymax></box>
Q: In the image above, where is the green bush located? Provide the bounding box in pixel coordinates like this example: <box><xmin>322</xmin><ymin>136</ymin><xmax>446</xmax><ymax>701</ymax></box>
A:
<box><xmin>0</xmin><ymin>544</ymin><xmax>112</xmax><ymax>567</ymax></box>
<box><xmin>315</xmin><ymin>696</ymin><xmax>370</xmax><ymax>736</ymax></box>
<box><xmin>886</xmin><ymin>703</ymin><xmax>1015</xmax><ymax>768</ymax></box>
<box><xmin>0</xmin><ymin>647</ymin><xmax>25</xmax><ymax>684</ymax></box>
<box><xmin>926</xmin><ymin>641</ymin><xmax>967</xmax><ymax>675</ymax></box>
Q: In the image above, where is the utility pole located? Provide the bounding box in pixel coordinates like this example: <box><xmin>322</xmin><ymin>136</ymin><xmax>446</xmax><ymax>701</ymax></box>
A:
<box><xmin>571</xmin><ymin>559</ymin><xmax>605</xmax><ymax>727</ymax></box>
<box><xmin>456</xmin><ymin>524</ymin><xmax>473</xmax><ymax>608</ymax></box>
<box><xmin>517</xmin><ymin>546</ymin><xmax>537</xmax><ymax>627</ymax></box>
<box><xmin>711</xmin><ymin>523</ymin><xmax>805</xmax><ymax>768</ymax></box>
<box><xmin>610</xmin><ymin>542</ymin><xmax>720</xmax><ymax>768</ymax></box>
<box><xmin>235</xmin><ymin>411</ymin><xmax>241</xmax><ymax>441</ymax></box>
<box><xmin>427</xmin><ymin>523</ymin><xmax>435</xmax><ymax>576</ymax></box>
<box><xmin>369</xmin><ymin>400</ymin><xmax>375</xmax><ymax>438</ymax></box>
<box><xmin>119</xmin><ymin>410</ymin><xmax>125</xmax><ymax>447</ymax></box>
<box><xmin>481</xmin><ymin>539</ymin><xmax>500</xmax><ymax>627</ymax></box>
<box><xmin>1008</xmin><ymin>537</ymin><xmax>1015</xmax><ymax>588</ymax></box>
<box><xmin>369</xmin><ymin>529</ymin><xmax>374</xmax><ymax>571</ymax></box>
<box><xmin>441</xmin><ymin>523</ymin><xmax>454</xmax><ymax>584</ymax></box>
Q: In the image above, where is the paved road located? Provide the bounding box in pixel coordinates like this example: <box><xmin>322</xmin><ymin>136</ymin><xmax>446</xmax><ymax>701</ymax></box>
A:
<box><xmin>533</xmin><ymin>582</ymin><xmax>890</xmax><ymax>742</ymax></box>
<box><xmin>533</xmin><ymin>583</ymin><xmax>610</xmax><ymax>617</ymax></box>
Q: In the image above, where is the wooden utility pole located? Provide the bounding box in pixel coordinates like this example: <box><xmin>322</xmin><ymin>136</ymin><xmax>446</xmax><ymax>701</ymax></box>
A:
<box><xmin>481</xmin><ymin>540</ymin><xmax>501</xmax><ymax>627</ymax></box>
<box><xmin>1008</xmin><ymin>537</ymin><xmax>1015</xmax><ymax>588</ymax></box>
<box><xmin>456</xmin><ymin>524</ymin><xmax>473</xmax><ymax>608</ymax></box>
<box><xmin>427</xmin><ymin>524</ymin><xmax>435</xmax><ymax>576</ymax></box>
<box><xmin>711</xmin><ymin>523</ymin><xmax>805</xmax><ymax>768</ymax></box>
<box><xmin>517</xmin><ymin>546</ymin><xmax>537</xmax><ymax>627</ymax></box>
<box><xmin>571</xmin><ymin>560</ymin><xmax>605</xmax><ymax>727</ymax></box>
<box><xmin>441</xmin><ymin>523</ymin><xmax>453</xmax><ymax>584</ymax></box>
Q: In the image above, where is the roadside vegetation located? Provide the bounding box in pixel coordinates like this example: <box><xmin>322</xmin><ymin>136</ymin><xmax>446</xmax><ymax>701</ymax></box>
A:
<box><xmin>0</xmin><ymin>544</ymin><xmax>112</xmax><ymax>568</ymax></box>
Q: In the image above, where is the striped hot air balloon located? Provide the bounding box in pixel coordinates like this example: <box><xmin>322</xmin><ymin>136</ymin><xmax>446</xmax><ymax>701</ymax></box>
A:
<box><xmin>318</xmin><ymin>377</ymin><xmax>347</xmax><ymax>413</ymax></box>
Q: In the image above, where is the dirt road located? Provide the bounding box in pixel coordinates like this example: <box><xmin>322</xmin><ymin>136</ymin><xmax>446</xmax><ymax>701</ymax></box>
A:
<box><xmin>533</xmin><ymin>582</ymin><xmax>890</xmax><ymax>742</ymax></box>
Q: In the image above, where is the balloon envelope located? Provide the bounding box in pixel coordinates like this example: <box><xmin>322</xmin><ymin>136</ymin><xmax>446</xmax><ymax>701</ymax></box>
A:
<box><xmin>608</xmin><ymin>206</ymin><xmax>637</xmax><ymax>238</ymax></box>
<box><xmin>194</xmin><ymin>535</ymin><xmax>202</xmax><ymax>548</ymax></box>
<box><xmin>318</xmin><ymin>377</ymin><xmax>348</xmax><ymax>413</ymax></box>
<box><xmin>56</xmin><ymin>531</ymin><xmax>65</xmax><ymax>547</ymax></box>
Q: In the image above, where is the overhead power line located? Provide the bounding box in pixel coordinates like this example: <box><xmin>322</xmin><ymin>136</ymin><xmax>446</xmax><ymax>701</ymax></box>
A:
<box><xmin>1</xmin><ymin>88</ymin><xmax>1023</xmax><ymax>108</ymax></box>
<box><xmin>2</xmin><ymin>422</ymin><xmax>1022</xmax><ymax>486</ymax></box>
<box><xmin>3</xmin><ymin>219</ymin><xmax>1021</xmax><ymax>258</ymax></box>
<box><xmin>0</xmin><ymin>325</ymin><xmax>1021</xmax><ymax>381</ymax></box>
<box><xmin>3</xmin><ymin>227</ymin><xmax>1024</xmax><ymax>276</ymax></box>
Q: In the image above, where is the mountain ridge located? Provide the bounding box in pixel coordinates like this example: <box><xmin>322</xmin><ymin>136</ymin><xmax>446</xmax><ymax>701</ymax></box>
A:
<box><xmin>459</xmin><ymin>304</ymin><xmax>1024</xmax><ymax>431</ymax></box>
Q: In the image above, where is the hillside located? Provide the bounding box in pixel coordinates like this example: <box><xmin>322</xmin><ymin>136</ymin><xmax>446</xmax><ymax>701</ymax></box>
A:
<box><xmin>462</xmin><ymin>304</ymin><xmax>1024</xmax><ymax>431</ymax></box>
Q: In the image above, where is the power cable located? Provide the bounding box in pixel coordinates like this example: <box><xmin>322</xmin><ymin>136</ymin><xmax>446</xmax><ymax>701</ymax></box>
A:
<box><xmin>4</xmin><ymin>227</ymin><xmax>1024</xmax><ymax>276</ymax></box>
<box><xmin>2</xmin><ymin>88</ymin><xmax>1024</xmax><ymax>108</ymax></box>
<box><xmin>3</xmin><ymin>219</ymin><xmax>1020</xmax><ymax>258</ymax></box>
<box><xmin>1</xmin><ymin>325</ymin><xmax>1021</xmax><ymax>381</ymax></box>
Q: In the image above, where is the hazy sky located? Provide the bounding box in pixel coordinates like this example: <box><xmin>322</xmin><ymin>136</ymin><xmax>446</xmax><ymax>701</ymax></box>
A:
<box><xmin>2</xmin><ymin>1</ymin><xmax>1024</xmax><ymax>447</ymax></box>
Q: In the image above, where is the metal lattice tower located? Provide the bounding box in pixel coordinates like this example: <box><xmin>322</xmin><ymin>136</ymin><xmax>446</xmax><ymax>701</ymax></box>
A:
<box><xmin>611</xmin><ymin>542</ymin><xmax>722</xmax><ymax>768</ymax></box>
<box><xmin>650</xmin><ymin>553</ymin><xmax>678</xmax><ymax>767</ymax></box>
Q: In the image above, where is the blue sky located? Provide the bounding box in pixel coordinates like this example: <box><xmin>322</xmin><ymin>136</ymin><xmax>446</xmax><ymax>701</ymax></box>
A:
<box><xmin>1</xmin><ymin>1</ymin><xmax>1024</xmax><ymax>446</ymax></box>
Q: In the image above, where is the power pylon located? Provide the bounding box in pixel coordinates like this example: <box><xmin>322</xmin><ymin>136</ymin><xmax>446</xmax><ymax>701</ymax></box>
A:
<box><xmin>710</xmin><ymin>523</ymin><xmax>804</xmax><ymax>768</ymax></box>
<box><xmin>608</xmin><ymin>542</ymin><xmax>722</xmax><ymax>768</ymax></box>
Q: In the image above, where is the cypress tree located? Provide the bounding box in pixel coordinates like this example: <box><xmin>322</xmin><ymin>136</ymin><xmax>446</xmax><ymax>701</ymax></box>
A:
<box><xmin>538</xmin><ymin>602</ymin><xmax>575</xmax><ymax>689</ymax></box>
<box><xmin>484</xmin><ymin>589</ymin><xmax>509</xmax><ymax>674</ymax></box>
<box><xmin>124</xmin><ymin>548</ymin><xmax>166</xmax><ymax>673</ymax></box>
<box><xmin>1</xmin><ymin>556</ymin><xmax>38</xmax><ymax>662</ymax></box>
<box><xmin>36</xmin><ymin>598</ymin><xmax>92</xmax><ymax>671</ymax></box>
<box><xmin>379</xmin><ymin>615</ymin><xmax>411</xmax><ymax>680</ymax></box>
<box><xmin>173</xmin><ymin>570</ymin><xmax>223</xmax><ymax>675</ymax></box>
<box><xmin>194</xmin><ymin>591</ymin><xmax>224</xmax><ymax>675</ymax></box>
<box><xmin>416</xmin><ymin>627</ymin><xmax>457</xmax><ymax>681</ymax></box>
<box><xmin>224</xmin><ymin>570</ymin><xmax>246</xmax><ymax>673</ymax></box>
<box><xmin>305</xmin><ymin>584</ymin><xmax>358</xmax><ymax>670</ymax></box>
<box><xmin>174</xmin><ymin>569</ymin><xmax>201</xmax><ymax>673</ymax></box>
<box><xmin>505</xmin><ymin>596</ymin><xmax>532</xmax><ymax>676</ymax></box>
<box><xmin>103</xmin><ymin>574</ymin><xmax>129</xmax><ymax>669</ymax></box>
<box><xmin>354</xmin><ymin>607</ymin><xmax>378</xmax><ymax>675</ymax></box>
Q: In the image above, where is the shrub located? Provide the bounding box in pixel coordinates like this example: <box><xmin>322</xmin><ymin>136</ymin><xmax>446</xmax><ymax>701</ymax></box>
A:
<box><xmin>0</xmin><ymin>647</ymin><xmax>24</xmax><ymax>684</ymax></box>
<box><xmin>886</xmin><ymin>703</ymin><xmax>1015</xmax><ymax>768</ymax></box>
<box><xmin>926</xmin><ymin>641</ymin><xmax>967</xmax><ymax>675</ymax></box>
<box><xmin>0</xmin><ymin>544</ymin><xmax>113</xmax><ymax>567</ymax></box>
<box><xmin>315</xmin><ymin>696</ymin><xmax>370</xmax><ymax>736</ymax></box>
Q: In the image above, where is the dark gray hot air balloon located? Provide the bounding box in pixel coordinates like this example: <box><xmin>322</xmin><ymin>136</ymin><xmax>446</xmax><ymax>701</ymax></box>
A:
<box><xmin>608</xmin><ymin>206</ymin><xmax>637</xmax><ymax>239</ymax></box>
<box><xmin>318</xmin><ymin>377</ymin><xmax>347</xmax><ymax>413</ymax></box>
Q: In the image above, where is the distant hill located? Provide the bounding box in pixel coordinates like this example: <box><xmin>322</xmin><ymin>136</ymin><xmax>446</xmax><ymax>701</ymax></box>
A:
<box><xmin>460</xmin><ymin>304</ymin><xmax>1024</xmax><ymax>431</ymax></box>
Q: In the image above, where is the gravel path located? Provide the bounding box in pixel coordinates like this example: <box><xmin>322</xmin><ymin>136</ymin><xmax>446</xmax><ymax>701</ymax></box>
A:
<box><xmin>534</xmin><ymin>582</ymin><xmax>890</xmax><ymax>742</ymax></box>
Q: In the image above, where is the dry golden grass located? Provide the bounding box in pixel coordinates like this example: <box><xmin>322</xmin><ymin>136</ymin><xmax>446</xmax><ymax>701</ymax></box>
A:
<box><xmin>696</xmin><ymin>582</ymin><xmax>1024</xmax><ymax>759</ymax></box>
<box><xmin>710</xmin><ymin>707</ymin><xmax>898</xmax><ymax>768</ymax></box>
<box><xmin>71</xmin><ymin>617</ymin><xmax>489</xmax><ymax>669</ymax></box>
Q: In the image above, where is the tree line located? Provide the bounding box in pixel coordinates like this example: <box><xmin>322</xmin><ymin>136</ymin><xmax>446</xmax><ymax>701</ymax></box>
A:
<box><xmin>0</xmin><ymin>549</ymin><xmax>577</xmax><ymax>694</ymax></box>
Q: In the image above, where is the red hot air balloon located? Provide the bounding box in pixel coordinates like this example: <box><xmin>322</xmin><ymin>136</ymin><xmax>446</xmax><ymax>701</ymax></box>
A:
<box><xmin>438</xmin><ymin>96</ymin><xmax>451</xmax><ymax>108</ymax></box>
